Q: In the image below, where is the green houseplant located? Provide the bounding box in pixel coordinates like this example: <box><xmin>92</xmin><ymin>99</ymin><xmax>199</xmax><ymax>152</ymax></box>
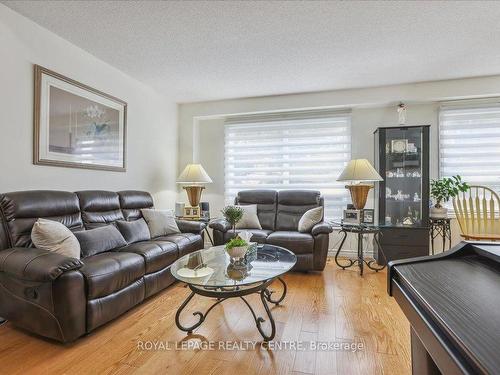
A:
<box><xmin>225</xmin><ymin>236</ymin><xmax>249</xmax><ymax>263</ymax></box>
<box><xmin>430</xmin><ymin>175</ymin><xmax>469</xmax><ymax>218</ymax></box>
<box><xmin>221</xmin><ymin>205</ymin><xmax>244</xmax><ymax>233</ymax></box>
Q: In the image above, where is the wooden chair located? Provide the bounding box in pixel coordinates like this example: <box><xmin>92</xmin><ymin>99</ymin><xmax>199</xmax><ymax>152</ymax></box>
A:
<box><xmin>453</xmin><ymin>185</ymin><xmax>500</xmax><ymax>241</ymax></box>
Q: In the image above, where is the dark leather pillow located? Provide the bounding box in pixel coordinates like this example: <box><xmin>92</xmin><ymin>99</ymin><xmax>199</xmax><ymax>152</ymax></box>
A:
<box><xmin>75</xmin><ymin>225</ymin><xmax>127</xmax><ymax>258</ymax></box>
<box><xmin>115</xmin><ymin>218</ymin><xmax>151</xmax><ymax>244</ymax></box>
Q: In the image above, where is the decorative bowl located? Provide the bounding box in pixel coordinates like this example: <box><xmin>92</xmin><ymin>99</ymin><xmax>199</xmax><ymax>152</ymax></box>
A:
<box><xmin>226</xmin><ymin>245</ymin><xmax>248</xmax><ymax>260</ymax></box>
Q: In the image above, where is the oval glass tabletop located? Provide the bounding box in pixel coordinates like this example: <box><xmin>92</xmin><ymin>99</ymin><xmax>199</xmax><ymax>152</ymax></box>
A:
<box><xmin>171</xmin><ymin>244</ymin><xmax>297</xmax><ymax>288</ymax></box>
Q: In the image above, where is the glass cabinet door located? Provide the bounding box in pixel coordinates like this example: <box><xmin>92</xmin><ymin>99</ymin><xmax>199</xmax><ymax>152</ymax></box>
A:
<box><xmin>382</xmin><ymin>127</ymin><xmax>424</xmax><ymax>226</ymax></box>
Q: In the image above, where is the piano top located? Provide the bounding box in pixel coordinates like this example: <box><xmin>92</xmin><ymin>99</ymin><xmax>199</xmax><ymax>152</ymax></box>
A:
<box><xmin>391</xmin><ymin>243</ymin><xmax>500</xmax><ymax>374</ymax></box>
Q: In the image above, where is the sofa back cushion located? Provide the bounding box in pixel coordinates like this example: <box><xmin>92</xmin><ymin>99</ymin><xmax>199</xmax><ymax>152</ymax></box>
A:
<box><xmin>118</xmin><ymin>191</ymin><xmax>154</xmax><ymax>221</ymax></box>
<box><xmin>0</xmin><ymin>191</ymin><xmax>83</xmax><ymax>248</ymax></box>
<box><xmin>235</xmin><ymin>190</ymin><xmax>278</xmax><ymax>231</ymax></box>
<box><xmin>0</xmin><ymin>199</ymin><xmax>11</xmax><ymax>251</ymax></box>
<box><xmin>276</xmin><ymin>190</ymin><xmax>323</xmax><ymax>231</ymax></box>
<box><xmin>76</xmin><ymin>191</ymin><xmax>124</xmax><ymax>229</ymax></box>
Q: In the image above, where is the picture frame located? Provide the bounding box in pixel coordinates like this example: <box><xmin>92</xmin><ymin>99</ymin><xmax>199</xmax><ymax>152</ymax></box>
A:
<box><xmin>34</xmin><ymin>65</ymin><xmax>127</xmax><ymax>171</ymax></box>
<box><xmin>343</xmin><ymin>209</ymin><xmax>362</xmax><ymax>224</ymax></box>
<box><xmin>183</xmin><ymin>206</ymin><xmax>200</xmax><ymax>219</ymax></box>
<box><xmin>362</xmin><ymin>209</ymin><xmax>374</xmax><ymax>224</ymax></box>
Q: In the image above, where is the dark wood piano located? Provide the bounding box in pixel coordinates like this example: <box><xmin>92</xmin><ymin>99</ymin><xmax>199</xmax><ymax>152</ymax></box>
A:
<box><xmin>388</xmin><ymin>241</ymin><xmax>500</xmax><ymax>375</ymax></box>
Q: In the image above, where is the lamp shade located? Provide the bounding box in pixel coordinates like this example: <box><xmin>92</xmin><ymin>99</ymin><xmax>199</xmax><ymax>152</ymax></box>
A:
<box><xmin>177</xmin><ymin>164</ymin><xmax>213</xmax><ymax>184</ymax></box>
<box><xmin>337</xmin><ymin>159</ymin><xmax>383</xmax><ymax>182</ymax></box>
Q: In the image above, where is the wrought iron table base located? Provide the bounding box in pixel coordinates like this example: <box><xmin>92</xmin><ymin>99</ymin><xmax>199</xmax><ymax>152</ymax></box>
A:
<box><xmin>175</xmin><ymin>277</ymin><xmax>287</xmax><ymax>341</ymax></box>
<box><xmin>334</xmin><ymin>230</ymin><xmax>386</xmax><ymax>276</ymax></box>
<box><xmin>430</xmin><ymin>218</ymin><xmax>451</xmax><ymax>255</ymax></box>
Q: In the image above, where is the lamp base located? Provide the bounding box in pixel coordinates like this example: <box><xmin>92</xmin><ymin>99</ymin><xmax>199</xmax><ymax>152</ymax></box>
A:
<box><xmin>183</xmin><ymin>185</ymin><xmax>205</xmax><ymax>207</ymax></box>
<box><xmin>346</xmin><ymin>184</ymin><xmax>373</xmax><ymax>210</ymax></box>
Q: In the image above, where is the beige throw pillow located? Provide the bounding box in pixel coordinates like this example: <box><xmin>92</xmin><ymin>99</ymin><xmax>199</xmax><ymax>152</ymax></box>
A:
<box><xmin>235</xmin><ymin>205</ymin><xmax>262</xmax><ymax>230</ymax></box>
<box><xmin>298</xmin><ymin>207</ymin><xmax>323</xmax><ymax>233</ymax></box>
<box><xmin>31</xmin><ymin>218</ymin><xmax>81</xmax><ymax>259</ymax></box>
<box><xmin>141</xmin><ymin>209</ymin><xmax>180</xmax><ymax>238</ymax></box>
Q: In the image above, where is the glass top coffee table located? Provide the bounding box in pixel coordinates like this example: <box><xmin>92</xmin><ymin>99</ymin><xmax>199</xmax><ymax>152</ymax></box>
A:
<box><xmin>171</xmin><ymin>244</ymin><xmax>297</xmax><ymax>341</ymax></box>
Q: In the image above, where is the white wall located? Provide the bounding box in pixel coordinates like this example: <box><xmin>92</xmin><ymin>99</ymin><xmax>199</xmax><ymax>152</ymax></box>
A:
<box><xmin>0</xmin><ymin>5</ymin><xmax>178</xmax><ymax>208</ymax></box>
<box><xmin>178</xmin><ymin>75</ymin><xmax>500</xmax><ymax>254</ymax></box>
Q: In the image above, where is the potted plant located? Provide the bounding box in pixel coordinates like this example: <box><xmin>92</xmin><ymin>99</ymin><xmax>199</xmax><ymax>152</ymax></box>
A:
<box><xmin>221</xmin><ymin>205</ymin><xmax>244</xmax><ymax>233</ymax></box>
<box><xmin>225</xmin><ymin>236</ymin><xmax>249</xmax><ymax>264</ymax></box>
<box><xmin>430</xmin><ymin>175</ymin><xmax>469</xmax><ymax>218</ymax></box>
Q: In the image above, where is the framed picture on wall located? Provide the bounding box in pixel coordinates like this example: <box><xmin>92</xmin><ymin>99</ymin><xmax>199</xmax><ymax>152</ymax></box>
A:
<box><xmin>34</xmin><ymin>65</ymin><xmax>127</xmax><ymax>171</ymax></box>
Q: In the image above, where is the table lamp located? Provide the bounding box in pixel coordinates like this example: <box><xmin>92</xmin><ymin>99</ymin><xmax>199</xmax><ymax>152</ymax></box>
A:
<box><xmin>337</xmin><ymin>159</ymin><xmax>383</xmax><ymax>210</ymax></box>
<box><xmin>177</xmin><ymin>164</ymin><xmax>212</xmax><ymax>217</ymax></box>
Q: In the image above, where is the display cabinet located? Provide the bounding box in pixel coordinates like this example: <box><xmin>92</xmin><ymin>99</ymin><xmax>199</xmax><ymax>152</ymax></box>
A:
<box><xmin>374</xmin><ymin>125</ymin><xmax>430</xmax><ymax>265</ymax></box>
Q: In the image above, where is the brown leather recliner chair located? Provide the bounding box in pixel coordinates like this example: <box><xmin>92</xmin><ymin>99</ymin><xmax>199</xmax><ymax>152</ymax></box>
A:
<box><xmin>0</xmin><ymin>190</ymin><xmax>205</xmax><ymax>343</ymax></box>
<box><xmin>209</xmin><ymin>190</ymin><xmax>332</xmax><ymax>271</ymax></box>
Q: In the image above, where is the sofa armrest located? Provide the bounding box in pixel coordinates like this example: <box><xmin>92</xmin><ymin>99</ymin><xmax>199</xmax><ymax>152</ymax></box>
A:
<box><xmin>311</xmin><ymin>222</ymin><xmax>333</xmax><ymax>236</ymax></box>
<box><xmin>176</xmin><ymin>219</ymin><xmax>206</xmax><ymax>234</ymax></box>
<box><xmin>0</xmin><ymin>247</ymin><xmax>82</xmax><ymax>282</ymax></box>
<box><xmin>209</xmin><ymin>218</ymin><xmax>231</xmax><ymax>233</ymax></box>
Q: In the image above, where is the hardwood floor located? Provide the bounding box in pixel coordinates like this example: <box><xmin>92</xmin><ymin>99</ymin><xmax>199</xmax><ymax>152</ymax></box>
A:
<box><xmin>0</xmin><ymin>258</ymin><xmax>411</xmax><ymax>375</ymax></box>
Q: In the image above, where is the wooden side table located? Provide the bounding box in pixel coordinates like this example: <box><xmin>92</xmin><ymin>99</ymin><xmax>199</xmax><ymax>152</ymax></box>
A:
<box><xmin>429</xmin><ymin>218</ymin><xmax>452</xmax><ymax>254</ymax></box>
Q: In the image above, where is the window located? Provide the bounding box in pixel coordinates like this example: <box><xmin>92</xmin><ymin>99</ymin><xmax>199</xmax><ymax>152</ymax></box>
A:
<box><xmin>224</xmin><ymin>110</ymin><xmax>351</xmax><ymax>219</ymax></box>
<box><xmin>439</xmin><ymin>102</ymin><xmax>500</xmax><ymax>194</ymax></box>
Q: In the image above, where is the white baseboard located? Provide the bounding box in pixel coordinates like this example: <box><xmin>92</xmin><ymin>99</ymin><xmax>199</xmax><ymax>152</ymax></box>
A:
<box><xmin>328</xmin><ymin>248</ymin><xmax>374</xmax><ymax>259</ymax></box>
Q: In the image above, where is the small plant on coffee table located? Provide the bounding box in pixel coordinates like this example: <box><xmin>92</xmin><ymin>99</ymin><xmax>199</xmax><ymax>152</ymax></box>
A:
<box><xmin>221</xmin><ymin>205</ymin><xmax>244</xmax><ymax>233</ymax></box>
<box><xmin>225</xmin><ymin>236</ymin><xmax>248</xmax><ymax>250</ymax></box>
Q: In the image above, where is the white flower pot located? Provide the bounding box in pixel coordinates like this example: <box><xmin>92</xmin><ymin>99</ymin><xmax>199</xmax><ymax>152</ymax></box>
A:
<box><xmin>430</xmin><ymin>207</ymin><xmax>448</xmax><ymax>219</ymax></box>
<box><xmin>226</xmin><ymin>245</ymin><xmax>248</xmax><ymax>260</ymax></box>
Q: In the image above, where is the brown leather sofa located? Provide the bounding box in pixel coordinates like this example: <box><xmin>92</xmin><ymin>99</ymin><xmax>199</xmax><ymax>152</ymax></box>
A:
<box><xmin>209</xmin><ymin>190</ymin><xmax>332</xmax><ymax>271</ymax></box>
<box><xmin>0</xmin><ymin>190</ymin><xmax>205</xmax><ymax>343</ymax></box>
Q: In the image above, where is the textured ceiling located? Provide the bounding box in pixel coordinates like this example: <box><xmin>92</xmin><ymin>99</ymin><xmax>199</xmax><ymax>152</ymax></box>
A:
<box><xmin>4</xmin><ymin>1</ymin><xmax>500</xmax><ymax>102</ymax></box>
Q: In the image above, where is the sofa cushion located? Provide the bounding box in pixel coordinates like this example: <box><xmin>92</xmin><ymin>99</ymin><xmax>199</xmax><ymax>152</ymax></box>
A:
<box><xmin>241</xmin><ymin>229</ymin><xmax>272</xmax><ymax>243</ymax></box>
<box><xmin>298</xmin><ymin>207</ymin><xmax>323</xmax><ymax>233</ymax></box>
<box><xmin>236</xmin><ymin>190</ymin><xmax>277</xmax><ymax>231</ymax></box>
<box><xmin>141</xmin><ymin>209</ymin><xmax>180</xmax><ymax>238</ymax></box>
<box><xmin>266</xmin><ymin>231</ymin><xmax>314</xmax><ymax>255</ymax></box>
<box><xmin>223</xmin><ymin>229</ymin><xmax>272</xmax><ymax>244</ymax></box>
<box><xmin>115</xmin><ymin>218</ymin><xmax>151</xmax><ymax>244</ymax></box>
<box><xmin>276</xmin><ymin>190</ymin><xmax>321</xmax><ymax>231</ymax></box>
<box><xmin>118</xmin><ymin>241</ymin><xmax>177</xmax><ymax>274</ymax></box>
<box><xmin>76</xmin><ymin>191</ymin><xmax>124</xmax><ymax>229</ymax></box>
<box><xmin>155</xmin><ymin>233</ymin><xmax>202</xmax><ymax>258</ymax></box>
<box><xmin>0</xmin><ymin>191</ymin><xmax>83</xmax><ymax>248</ymax></box>
<box><xmin>75</xmin><ymin>225</ymin><xmax>127</xmax><ymax>258</ymax></box>
<box><xmin>118</xmin><ymin>191</ymin><xmax>154</xmax><ymax>221</ymax></box>
<box><xmin>235</xmin><ymin>205</ymin><xmax>262</xmax><ymax>230</ymax></box>
<box><xmin>79</xmin><ymin>252</ymin><xmax>145</xmax><ymax>299</ymax></box>
<box><xmin>31</xmin><ymin>218</ymin><xmax>81</xmax><ymax>259</ymax></box>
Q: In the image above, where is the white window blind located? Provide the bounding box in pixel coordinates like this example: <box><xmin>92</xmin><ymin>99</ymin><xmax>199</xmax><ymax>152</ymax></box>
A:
<box><xmin>439</xmin><ymin>102</ymin><xmax>500</xmax><ymax>194</ymax></box>
<box><xmin>224</xmin><ymin>110</ymin><xmax>351</xmax><ymax>219</ymax></box>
